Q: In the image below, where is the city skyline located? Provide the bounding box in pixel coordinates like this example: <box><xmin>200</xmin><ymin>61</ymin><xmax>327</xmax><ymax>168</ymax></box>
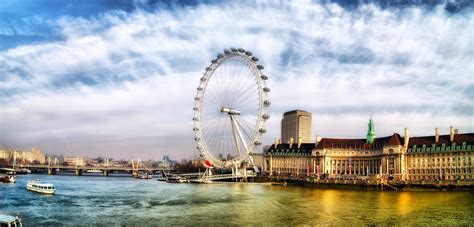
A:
<box><xmin>1</xmin><ymin>1</ymin><xmax>473</xmax><ymax>160</ymax></box>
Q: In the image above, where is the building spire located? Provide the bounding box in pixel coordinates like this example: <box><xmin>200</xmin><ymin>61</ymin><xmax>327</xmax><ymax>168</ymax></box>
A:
<box><xmin>366</xmin><ymin>117</ymin><xmax>376</xmax><ymax>144</ymax></box>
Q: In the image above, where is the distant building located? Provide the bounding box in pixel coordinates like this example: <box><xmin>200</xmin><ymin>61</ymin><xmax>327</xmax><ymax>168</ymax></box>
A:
<box><xmin>0</xmin><ymin>148</ymin><xmax>13</xmax><ymax>161</ymax></box>
<box><xmin>0</xmin><ymin>147</ymin><xmax>46</xmax><ymax>164</ymax></box>
<box><xmin>29</xmin><ymin>148</ymin><xmax>46</xmax><ymax>164</ymax></box>
<box><xmin>265</xmin><ymin>119</ymin><xmax>474</xmax><ymax>181</ymax></box>
<box><xmin>64</xmin><ymin>156</ymin><xmax>84</xmax><ymax>166</ymax></box>
<box><xmin>281</xmin><ymin>110</ymin><xmax>312</xmax><ymax>144</ymax></box>
<box><xmin>45</xmin><ymin>154</ymin><xmax>65</xmax><ymax>165</ymax></box>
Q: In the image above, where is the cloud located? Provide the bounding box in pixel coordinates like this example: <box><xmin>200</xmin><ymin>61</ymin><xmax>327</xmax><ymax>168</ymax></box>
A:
<box><xmin>0</xmin><ymin>1</ymin><xmax>473</xmax><ymax>160</ymax></box>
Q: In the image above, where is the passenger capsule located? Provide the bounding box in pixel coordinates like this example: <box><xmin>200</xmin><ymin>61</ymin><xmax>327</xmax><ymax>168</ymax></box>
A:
<box><xmin>197</xmin><ymin>87</ymin><xmax>203</xmax><ymax>91</ymax></box>
<box><xmin>201</xmin><ymin>77</ymin><xmax>207</xmax><ymax>81</ymax></box>
<box><xmin>252</xmin><ymin>57</ymin><xmax>259</xmax><ymax>61</ymax></box>
<box><xmin>257</xmin><ymin>65</ymin><xmax>264</xmax><ymax>70</ymax></box>
<box><xmin>193</xmin><ymin>107</ymin><xmax>199</xmax><ymax>111</ymax></box>
<box><xmin>193</xmin><ymin>117</ymin><xmax>199</xmax><ymax>121</ymax></box>
<box><xmin>193</xmin><ymin>127</ymin><xmax>199</xmax><ymax>131</ymax></box>
<box><xmin>245</xmin><ymin>51</ymin><xmax>252</xmax><ymax>56</ymax></box>
<box><xmin>261</xmin><ymin>75</ymin><xmax>268</xmax><ymax>80</ymax></box>
<box><xmin>211</xmin><ymin>59</ymin><xmax>217</xmax><ymax>64</ymax></box>
<box><xmin>231</xmin><ymin>47</ymin><xmax>238</xmax><ymax>52</ymax></box>
<box><xmin>238</xmin><ymin>48</ymin><xmax>245</xmax><ymax>53</ymax></box>
<box><xmin>194</xmin><ymin>97</ymin><xmax>200</xmax><ymax>101</ymax></box>
<box><xmin>224</xmin><ymin>49</ymin><xmax>230</xmax><ymax>54</ymax></box>
<box><xmin>254</xmin><ymin>141</ymin><xmax>262</xmax><ymax>145</ymax></box>
<box><xmin>263</xmin><ymin>100</ymin><xmax>271</xmax><ymax>106</ymax></box>
<box><xmin>263</xmin><ymin>87</ymin><xmax>270</xmax><ymax>92</ymax></box>
<box><xmin>262</xmin><ymin>114</ymin><xmax>270</xmax><ymax>120</ymax></box>
<box><xmin>259</xmin><ymin>128</ymin><xmax>266</xmax><ymax>133</ymax></box>
<box><xmin>217</xmin><ymin>53</ymin><xmax>223</xmax><ymax>58</ymax></box>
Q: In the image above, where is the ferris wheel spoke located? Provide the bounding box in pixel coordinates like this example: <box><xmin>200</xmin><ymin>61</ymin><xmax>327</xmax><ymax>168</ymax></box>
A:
<box><xmin>223</xmin><ymin>62</ymin><xmax>244</xmax><ymax>104</ymax></box>
<box><xmin>204</xmin><ymin>90</ymin><xmax>223</xmax><ymax>107</ymax></box>
<box><xmin>226</xmin><ymin>66</ymin><xmax>250</xmax><ymax>105</ymax></box>
<box><xmin>231</xmin><ymin>89</ymin><xmax>257</xmax><ymax>110</ymax></box>
<box><xmin>232</xmin><ymin>81</ymin><xmax>258</xmax><ymax>104</ymax></box>
<box><xmin>233</xmin><ymin>82</ymin><xmax>258</xmax><ymax>106</ymax></box>
<box><xmin>229</xmin><ymin>82</ymin><xmax>254</xmax><ymax>108</ymax></box>
<box><xmin>235</xmin><ymin>115</ymin><xmax>255</xmax><ymax>139</ymax></box>
<box><xmin>231</xmin><ymin>67</ymin><xmax>255</xmax><ymax>105</ymax></box>
<box><xmin>234</xmin><ymin>93</ymin><xmax>258</xmax><ymax>112</ymax></box>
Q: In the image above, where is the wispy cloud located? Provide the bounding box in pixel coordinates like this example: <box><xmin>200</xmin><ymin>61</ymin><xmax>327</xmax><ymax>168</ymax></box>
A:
<box><xmin>0</xmin><ymin>1</ymin><xmax>472</xmax><ymax>160</ymax></box>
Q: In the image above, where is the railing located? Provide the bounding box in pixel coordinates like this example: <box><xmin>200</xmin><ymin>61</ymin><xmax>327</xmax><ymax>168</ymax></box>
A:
<box><xmin>204</xmin><ymin>173</ymin><xmax>256</xmax><ymax>180</ymax></box>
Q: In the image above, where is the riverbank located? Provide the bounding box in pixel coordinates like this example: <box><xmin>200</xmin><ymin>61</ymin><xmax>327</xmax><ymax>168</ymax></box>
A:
<box><xmin>253</xmin><ymin>176</ymin><xmax>474</xmax><ymax>191</ymax></box>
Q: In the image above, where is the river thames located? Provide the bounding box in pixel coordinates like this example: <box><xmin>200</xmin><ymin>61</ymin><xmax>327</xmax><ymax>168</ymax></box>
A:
<box><xmin>1</xmin><ymin>175</ymin><xmax>473</xmax><ymax>226</ymax></box>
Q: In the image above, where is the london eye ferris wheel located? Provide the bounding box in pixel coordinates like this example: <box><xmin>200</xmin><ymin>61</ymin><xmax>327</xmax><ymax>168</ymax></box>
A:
<box><xmin>193</xmin><ymin>48</ymin><xmax>270</xmax><ymax>169</ymax></box>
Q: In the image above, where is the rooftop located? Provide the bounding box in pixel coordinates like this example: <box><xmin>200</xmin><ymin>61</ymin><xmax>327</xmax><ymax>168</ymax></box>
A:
<box><xmin>267</xmin><ymin>133</ymin><xmax>474</xmax><ymax>152</ymax></box>
<box><xmin>283</xmin><ymin>109</ymin><xmax>311</xmax><ymax>116</ymax></box>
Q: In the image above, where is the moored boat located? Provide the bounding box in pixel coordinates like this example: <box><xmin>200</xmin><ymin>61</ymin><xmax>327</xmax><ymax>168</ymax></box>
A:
<box><xmin>26</xmin><ymin>179</ymin><xmax>56</xmax><ymax>194</ymax></box>
<box><xmin>157</xmin><ymin>177</ymin><xmax>167</xmax><ymax>181</ymax></box>
<box><xmin>0</xmin><ymin>168</ymin><xmax>16</xmax><ymax>183</ymax></box>
<box><xmin>166</xmin><ymin>176</ymin><xmax>189</xmax><ymax>183</ymax></box>
<box><xmin>85</xmin><ymin>169</ymin><xmax>102</xmax><ymax>173</ymax></box>
<box><xmin>0</xmin><ymin>175</ymin><xmax>16</xmax><ymax>183</ymax></box>
<box><xmin>0</xmin><ymin>213</ymin><xmax>22</xmax><ymax>227</ymax></box>
<box><xmin>138</xmin><ymin>173</ymin><xmax>152</xmax><ymax>179</ymax></box>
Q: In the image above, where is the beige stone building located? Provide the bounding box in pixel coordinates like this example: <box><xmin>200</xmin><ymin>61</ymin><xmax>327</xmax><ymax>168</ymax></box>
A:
<box><xmin>406</xmin><ymin>127</ymin><xmax>473</xmax><ymax>181</ymax></box>
<box><xmin>264</xmin><ymin>120</ymin><xmax>473</xmax><ymax>182</ymax></box>
<box><xmin>281</xmin><ymin>110</ymin><xmax>312</xmax><ymax>143</ymax></box>
<box><xmin>0</xmin><ymin>148</ymin><xmax>13</xmax><ymax>161</ymax></box>
<box><xmin>17</xmin><ymin>148</ymin><xmax>46</xmax><ymax>164</ymax></box>
<box><xmin>1</xmin><ymin>148</ymin><xmax>46</xmax><ymax>164</ymax></box>
<box><xmin>64</xmin><ymin>156</ymin><xmax>84</xmax><ymax>166</ymax></box>
<box><xmin>29</xmin><ymin>148</ymin><xmax>46</xmax><ymax>164</ymax></box>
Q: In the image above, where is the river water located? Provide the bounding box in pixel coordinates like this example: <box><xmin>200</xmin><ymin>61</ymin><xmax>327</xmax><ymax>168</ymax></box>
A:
<box><xmin>1</xmin><ymin>174</ymin><xmax>473</xmax><ymax>226</ymax></box>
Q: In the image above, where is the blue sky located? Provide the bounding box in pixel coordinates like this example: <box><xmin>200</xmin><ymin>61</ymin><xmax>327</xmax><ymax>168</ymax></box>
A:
<box><xmin>0</xmin><ymin>0</ymin><xmax>473</xmax><ymax>160</ymax></box>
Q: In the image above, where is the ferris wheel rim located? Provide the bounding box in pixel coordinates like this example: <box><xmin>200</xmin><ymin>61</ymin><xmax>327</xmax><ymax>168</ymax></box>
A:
<box><xmin>193</xmin><ymin>48</ymin><xmax>270</xmax><ymax>169</ymax></box>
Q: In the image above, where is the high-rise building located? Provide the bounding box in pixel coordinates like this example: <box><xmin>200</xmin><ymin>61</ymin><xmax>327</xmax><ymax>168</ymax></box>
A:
<box><xmin>281</xmin><ymin>110</ymin><xmax>312</xmax><ymax>143</ymax></box>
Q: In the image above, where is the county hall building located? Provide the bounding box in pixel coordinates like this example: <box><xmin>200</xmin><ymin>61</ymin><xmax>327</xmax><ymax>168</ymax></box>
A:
<box><xmin>263</xmin><ymin>117</ymin><xmax>473</xmax><ymax>182</ymax></box>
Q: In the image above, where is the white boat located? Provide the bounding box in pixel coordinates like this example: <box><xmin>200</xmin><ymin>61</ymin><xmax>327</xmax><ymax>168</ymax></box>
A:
<box><xmin>138</xmin><ymin>174</ymin><xmax>152</xmax><ymax>179</ymax></box>
<box><xmin>189</xmin><ymin>179</ymin><xmax>213</xmax><ymax>184</ymax></box>
<box><xmin>166</xmin><ymin>176</ymin><xmax>189</xmax><ymax>183</ymax></box>
<box><xmin>0</xmin><ymin>213</ymin><xmax>22</xmax><ymax>227</ymax></box>
<box><xmin>85</xmin><ymin>169</ymin><xmax>102</xmax><ymax>173</ymax></box>
<box><xmin>26</xmin><ymin>179</ymin><xmax>56</xmax><ymax>194</ymax></box>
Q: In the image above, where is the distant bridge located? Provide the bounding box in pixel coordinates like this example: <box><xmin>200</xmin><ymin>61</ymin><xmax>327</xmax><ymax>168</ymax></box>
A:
<box><xmin>11</xmin><ymin>164</ymin><xmax>172</xmax><ymax>177</ymax></box>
